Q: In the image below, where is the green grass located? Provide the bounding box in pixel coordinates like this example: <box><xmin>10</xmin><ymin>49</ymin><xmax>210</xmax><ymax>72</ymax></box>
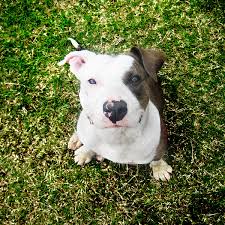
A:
<box><xmin>1</xmin><ymin>0</ymin><xmax>225</xmax><ymax>224</ymax></box>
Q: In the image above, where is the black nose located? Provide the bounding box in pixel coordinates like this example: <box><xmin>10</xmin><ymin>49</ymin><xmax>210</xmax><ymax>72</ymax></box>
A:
<box><xmin>103</xmin><ymin>100</ymin><xmax>128</xmax><ymax>124</ymax></box>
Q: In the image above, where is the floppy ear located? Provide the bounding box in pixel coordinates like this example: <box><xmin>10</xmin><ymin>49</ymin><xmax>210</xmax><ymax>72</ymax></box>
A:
<box><xmin>58</xmin><ymin>50</ymin><xmax>96</xmax><ymax>76</ymax></box>
<box><xmin>130</xmin><ymin>47</ymin><xmax>166</xmax><ymax>82</ymax></box>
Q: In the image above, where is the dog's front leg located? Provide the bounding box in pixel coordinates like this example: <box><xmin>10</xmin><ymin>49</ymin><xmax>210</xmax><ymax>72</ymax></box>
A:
<box><xmin>68</xmin><ymin>132</ymin><xmax>103</xmax><ymax>165</ymax></box>
<box><xmin>74</xmin><ymin>145</ymin><xmax>96</xmax><ymax>166</ymax></box>
<box><xmin>150</xmin><ymin>159</ymin><xmax>172</xmax><ymax>181</ymax></box>
<box><xmin>68</xmin><ymin>132</ymin><xmax>82</xmax><ymax>150</ymax></box>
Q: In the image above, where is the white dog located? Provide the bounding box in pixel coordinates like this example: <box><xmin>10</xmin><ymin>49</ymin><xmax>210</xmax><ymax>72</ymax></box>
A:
<box><xmin>59</xmin><ymin>39</ymin><xmax>172</xmax><ymax>181</ymax></box>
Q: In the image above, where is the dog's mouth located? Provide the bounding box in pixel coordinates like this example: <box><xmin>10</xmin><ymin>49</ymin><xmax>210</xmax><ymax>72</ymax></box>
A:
<box><xmin>102</xmin><ymin>114</ymin><xmax>143</xmax><ymax>129</ymax></box>
<box><xmin>103</xmin><ymin>124</ymin><xmax>129</xmax><ymax>129</ymax></box>
<box><xmin>87</xmin><ymin>114</ymin><xmax>143</xmax><ymax>129</ymax></box>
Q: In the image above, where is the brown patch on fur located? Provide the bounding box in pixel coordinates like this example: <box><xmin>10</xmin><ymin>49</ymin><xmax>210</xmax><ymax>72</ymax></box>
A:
<box><xmin>146</xmin><ymin>76</ymin><xmax>164</xmax><ymax>115</ymax></box>
<box><xmin>130</xmin><ymin>47</ymin><xmax>166</xmax><ymax>115</ymax></box>
<box><xmin>153</xmin><ymin>118</ymin><xmax>168</xmax><ymax>161</ymax></box>
<box><xmin>123</xmin><ymin>60</ymin><xmax>150</xmax><ymax>109</ymax></box>
<box><xmin>130</xmin><ymin>47</ymin><xmax>166</xmax><ymax>82</ymax></box>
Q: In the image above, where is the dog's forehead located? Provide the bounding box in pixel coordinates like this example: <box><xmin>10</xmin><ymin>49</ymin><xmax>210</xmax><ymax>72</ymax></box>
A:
<box><xmin>85</xmin><ymin>54</ymin><xmax>134</xmax><ymax>80</ymax></box>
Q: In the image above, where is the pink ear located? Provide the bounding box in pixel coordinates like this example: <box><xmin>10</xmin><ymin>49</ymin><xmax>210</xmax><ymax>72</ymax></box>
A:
<box><xmin>68</xmin><ymin>56</ymin><xmax>85</xmax><ymax>73</ymax></box>
<box><xmin>58</xmin><ymin>52</ymin><xmax>86</xmax><ymax>73</ymax></box>
<box><xmin>58</xmin><ymin>50</ymin><xmax>96</xmax><ymax>75</ymax></box>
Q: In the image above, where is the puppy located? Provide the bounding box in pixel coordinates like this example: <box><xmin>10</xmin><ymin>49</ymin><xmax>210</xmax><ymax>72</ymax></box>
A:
<box><xmin>59</xmin><ymin>39</ymin><xmax>172</xmax><ymax>181</ymax></box>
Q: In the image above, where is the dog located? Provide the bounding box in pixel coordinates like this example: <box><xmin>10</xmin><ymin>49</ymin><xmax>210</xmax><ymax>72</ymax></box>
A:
<box><xmin>58</xmin><ymin>38</ymin><xmax>172</xmax><ymax>181</ymax></box>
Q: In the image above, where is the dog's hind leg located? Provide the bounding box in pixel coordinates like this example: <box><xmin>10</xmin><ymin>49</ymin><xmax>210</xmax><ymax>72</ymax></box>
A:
<box><xmin>150</xmin><ymin>159</ymin><xmax>172</xmax><ymax>181</ymax></box>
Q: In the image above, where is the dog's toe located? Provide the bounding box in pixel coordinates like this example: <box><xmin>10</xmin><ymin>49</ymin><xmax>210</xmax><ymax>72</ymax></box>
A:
<box><xmin>157</xmin><ymin>170</ymin><xmax>171</xmax><ymax>181</ymax></box>
<box><xmin>96</xmin><ymin>155</ymin><xmax>104</xmax><ymax>162</ymax></box>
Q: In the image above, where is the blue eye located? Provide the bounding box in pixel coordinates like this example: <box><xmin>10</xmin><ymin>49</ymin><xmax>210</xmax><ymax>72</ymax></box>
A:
<box><xmin>88</xmin><ymin>78</ymin><xmax>97</xmax><ymax>84</ymax></box>
<box><xmin>130</xmin><ymin>75</ymin><xmax>141</xmax><ymax>83</ymax></box>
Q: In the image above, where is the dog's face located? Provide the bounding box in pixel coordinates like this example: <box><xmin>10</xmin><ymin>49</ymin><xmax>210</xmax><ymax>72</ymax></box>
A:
<box><xmin>60</xmin><ymin>47</ymin><xmax>165</xmax><ymax>129</ymax></box>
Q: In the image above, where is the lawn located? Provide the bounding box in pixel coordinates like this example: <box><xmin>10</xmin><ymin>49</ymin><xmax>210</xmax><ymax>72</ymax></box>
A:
<box><xmin>0</xmin><ymin>0</ymin><xmax>225</xmax><ymax>224</ymax></box>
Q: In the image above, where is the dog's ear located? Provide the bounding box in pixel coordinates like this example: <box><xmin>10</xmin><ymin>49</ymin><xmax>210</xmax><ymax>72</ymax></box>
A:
<box><xmin>130</xmin><ymin>47</ymin><xmax>166</xmax><ymax>82</ymax></box>
<box><xmin>58</xmin><ymin>50</ymin><xmax>96</xmax><ymax>76</ymax></box>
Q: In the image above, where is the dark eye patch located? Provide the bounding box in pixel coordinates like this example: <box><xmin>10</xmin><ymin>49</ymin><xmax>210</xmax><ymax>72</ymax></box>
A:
<box><xmin>123</xmin><ymin>69</ymin><xmax>150</xmax><ymax>110</ymax></box>
<box><xmin>125</xmin><ymin>73</ymin><xmax>145</xmax><ymax>87</ymax></box>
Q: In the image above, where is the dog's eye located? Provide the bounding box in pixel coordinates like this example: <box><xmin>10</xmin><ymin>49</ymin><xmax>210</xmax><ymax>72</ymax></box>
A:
<box><xmin>130</xmin><ymin>75</ymin><xmax>141</xmax><ymax>84</ymax></box>
<box><xmin>88</xmin><ymin>78</ymin><xmax>97</xmax><ymax>85</ymax></box>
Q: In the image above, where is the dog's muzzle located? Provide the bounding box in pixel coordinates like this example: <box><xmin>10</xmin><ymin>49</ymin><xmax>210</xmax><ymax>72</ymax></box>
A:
<box><xmin>103</xmin><ymin>100</ymin><xmax>128</xmax><ymax>124</ymax></box>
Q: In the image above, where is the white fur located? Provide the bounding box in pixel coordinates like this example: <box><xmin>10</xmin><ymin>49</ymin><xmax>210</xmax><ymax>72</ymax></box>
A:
<box><xmin>59</xmin><ymin>45</ymin><xmax>161</xmax><ymax>164</ymax></box>
<box><xmin>68</xmin><ymin>38</ymin><xmax>80</xmax><ymax>49</ymax></box>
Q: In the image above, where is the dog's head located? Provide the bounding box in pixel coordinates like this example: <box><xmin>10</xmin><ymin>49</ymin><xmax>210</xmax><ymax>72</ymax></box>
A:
<box><xmin>59</xmin><ymin>47</ymin><xmax>165</xmax><ymax>129</ymax></box>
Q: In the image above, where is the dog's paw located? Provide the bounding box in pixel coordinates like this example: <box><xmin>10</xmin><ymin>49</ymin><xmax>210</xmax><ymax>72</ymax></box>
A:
<box><xmin>74</xmin><ymin>146</ymin><xmax>95</xmax><ymax>166</ymax></box>
<box><xmin>150</xmin><ymin>159</ymin><xmax>172</xmax><ymax>181</ymax></box>
<box><xmin>68</xmin><ymin>132</ymin><xmax>82</xmax><ymax>150</ymax></box>
<box><xmin>96</xmin><ymin>154</ymin><xmax>104</xmax><ymax>162</ymax></box>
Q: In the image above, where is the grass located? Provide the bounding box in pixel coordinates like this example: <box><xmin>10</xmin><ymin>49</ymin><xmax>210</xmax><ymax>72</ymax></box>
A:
<box><xmin>0</xmin><ymin>0</ymin><xmax>225</xmax><ymax>224</ymax></box>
